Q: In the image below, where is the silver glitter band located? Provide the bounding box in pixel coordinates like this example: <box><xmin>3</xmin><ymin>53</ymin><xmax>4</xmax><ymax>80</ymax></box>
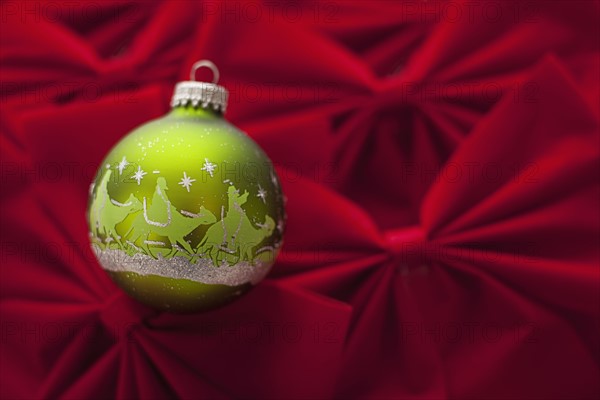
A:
<box><xmin>93</xmin><ymin>246</ymin><xmax>272</xmax><ymax>286</ymax></box>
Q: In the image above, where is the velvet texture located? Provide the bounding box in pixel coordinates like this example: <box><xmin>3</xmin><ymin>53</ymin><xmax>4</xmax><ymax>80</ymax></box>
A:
<box><xmin>1</xmin><ymin>1</ymin><xmax>599</xmax><ymax>399</ymax></box>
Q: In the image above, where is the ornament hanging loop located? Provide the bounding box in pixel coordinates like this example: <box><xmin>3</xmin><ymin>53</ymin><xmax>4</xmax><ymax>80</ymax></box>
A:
<box><xmin>190</xmin><ymin>60</ymin><xmax>220</xmax><ymax>84</ymax></box>
<box><xmin>172</xmin><ymin>60</ymin><xmax>228</xmax><ymax>112</ymax></box>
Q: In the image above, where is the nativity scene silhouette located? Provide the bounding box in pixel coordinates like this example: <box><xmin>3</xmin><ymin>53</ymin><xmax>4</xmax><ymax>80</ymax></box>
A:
<box><xmin>89</xmin><ymin>170</ymin><xmax>275</xmax><ymax>267</ymax></box>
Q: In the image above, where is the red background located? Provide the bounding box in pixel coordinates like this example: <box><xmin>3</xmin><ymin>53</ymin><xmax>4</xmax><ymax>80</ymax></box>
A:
<box><xmin>1</xmin><ymin>1</ymin><xmax>599</xmax><ymax>399</ymax></box>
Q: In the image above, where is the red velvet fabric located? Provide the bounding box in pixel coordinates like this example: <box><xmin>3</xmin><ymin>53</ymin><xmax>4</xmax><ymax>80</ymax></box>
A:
<box><xmin>1</xmin><ymin>1</ymin><xmax>599</xmax><ymax>399</ymax></box>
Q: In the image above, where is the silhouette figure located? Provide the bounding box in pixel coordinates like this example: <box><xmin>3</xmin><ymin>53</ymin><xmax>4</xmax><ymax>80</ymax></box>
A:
<box><xmin>197</xmin><ymin>186</ymin><xmax>275</xmax><ymax>267</ymax></box>
<box><xmin>89</xmin><ymin>169</ymin><xmax>111</xmax><ymax>238</ymax></box>
<box><xmin>125</xmin><ymin>177</ymin><xmax>216</xmax><ymax>257</ymax></box>
<box><xmin>90</xmin><ymin>169</ymin><xmax>143</xmax><ymax>248</ymax></box>
<box><xmin>101</xmin><ymin>193</ymin><xmax>143</xmax><ymax>248</ymax></box>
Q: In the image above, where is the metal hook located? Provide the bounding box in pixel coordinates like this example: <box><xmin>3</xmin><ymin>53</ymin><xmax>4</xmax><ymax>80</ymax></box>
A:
<box><xmin>190</xmin><ymin>60</ymin><xmax>220</xmax><ymax>84</ymax></box>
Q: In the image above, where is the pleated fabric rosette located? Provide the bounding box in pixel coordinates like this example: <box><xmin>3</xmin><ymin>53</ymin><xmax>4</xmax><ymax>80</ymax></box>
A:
<box><xmin>1</xmin><ymin>1</ymin><xmax>598</xmax><ymax>399</ymax></box>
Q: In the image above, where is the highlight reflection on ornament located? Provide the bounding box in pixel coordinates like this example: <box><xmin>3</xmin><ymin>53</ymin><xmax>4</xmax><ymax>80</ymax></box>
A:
<box><xmin>87</xmin><ymin>60</ymin><xmax>285</xmax><ymax>312</ymax></box>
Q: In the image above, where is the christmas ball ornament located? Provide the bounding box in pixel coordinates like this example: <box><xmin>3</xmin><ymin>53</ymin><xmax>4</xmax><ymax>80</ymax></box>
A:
<box><xmin>88</xmin><ymin>60</ymin><xmax>285</xmax><ymax>312</ymax></box>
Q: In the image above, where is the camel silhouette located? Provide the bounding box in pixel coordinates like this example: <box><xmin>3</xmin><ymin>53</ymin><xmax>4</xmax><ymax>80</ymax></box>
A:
<box><xmin>90</xmin><ymin>169</ymin><xmax>143</xmax><ymax>248</ymax></box>
<box><xmin>197</xmin><ymin>186</ymin><xmax>275</xmax><ymax>267</ymax></box>
<box><xmin>100</xmin><ymin>193</ymin><xmax>143</xmax><ymax>248</ymax></box>
<box><xmin>125</xmin><ymin>177</ymin><xmax>217</xmax><ymax>257</ymax></box>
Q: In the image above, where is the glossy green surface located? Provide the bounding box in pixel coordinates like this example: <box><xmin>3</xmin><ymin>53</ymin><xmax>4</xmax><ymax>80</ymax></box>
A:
<box><xmin>108</xmin><ymin>271</ymin><xmax>252</xmax><ymax>312</ymax></box>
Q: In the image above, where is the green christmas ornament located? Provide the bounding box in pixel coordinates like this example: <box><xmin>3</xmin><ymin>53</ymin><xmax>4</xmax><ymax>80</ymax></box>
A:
<box><xmin>88</xmin><ymin>60</ymin><xmax>285</xmax><ymax>312</ymax></box>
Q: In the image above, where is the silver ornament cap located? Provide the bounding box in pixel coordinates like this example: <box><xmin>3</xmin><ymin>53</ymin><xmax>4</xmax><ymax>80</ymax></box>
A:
<box><xmin>170</xmin><ymin>60</ymin><xmax>229</xmax><ymax>113</ymax></box>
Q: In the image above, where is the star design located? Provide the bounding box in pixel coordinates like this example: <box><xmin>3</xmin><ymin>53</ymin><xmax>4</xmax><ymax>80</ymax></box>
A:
<box><xmin>117</xmin><ymin>156</ymin><xmax>129</xmax><ymax>175</ymax></box>
<box><xmin>178</xmin><ymin>171</ymin><xmax>196</xmax><ymax>192</ymax></box>
<box><xmin>131</xmin><ymin>165</ymin><xmax>147</xmax><ymax>185</ymax></box>
<box><xmin>257</xmin><ymin>185</ymin><xmax>267</xmax><ymax>203</ymax></box>
<box><xmin>201</xmin><ymin>158</ymin><xmax>217</xmax><ymax>178</ymax></box>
